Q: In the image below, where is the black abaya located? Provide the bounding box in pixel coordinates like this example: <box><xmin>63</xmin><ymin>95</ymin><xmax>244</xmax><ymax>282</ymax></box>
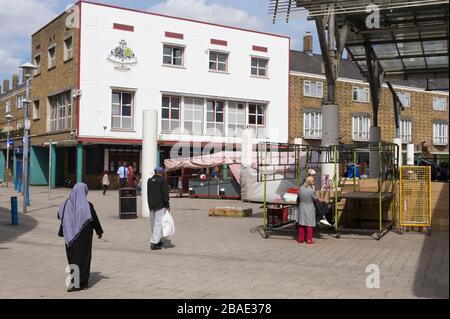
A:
<box><xmin>65</xmin><ymin>202</ymin><xmax>103</xmax><ymax>289</ymax></box>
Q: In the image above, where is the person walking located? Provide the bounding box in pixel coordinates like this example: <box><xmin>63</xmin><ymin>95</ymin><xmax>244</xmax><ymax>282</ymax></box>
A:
<box><xmin>57</xmin><ymin>183</ymin><xmax>104</xmax><ymax>291</ymax></box>
<box><xmin>297</xmin><ymin>176</ymin><xmax>317</xmax><ymax>244</ymax></box>
<box><xmin>117</xmin><ymin>162</ymin><xmax>128</xmax><ymax>188</ymax></box>
<box><xmin>147</xmin><ymin>167</ymin><xmax>170</xmax><ymax>250</ymax></box>
<box><xmin>102</xmin><ymin>171</ymin><xmax>110</xmax><ymax>195</ymax></box>
<box><xmin>127</xmin><ymin>165</ymin><xmax>136</xmax><ymax>188</ymax></box>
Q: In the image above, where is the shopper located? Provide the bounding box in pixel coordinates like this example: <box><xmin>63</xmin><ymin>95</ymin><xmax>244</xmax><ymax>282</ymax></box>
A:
<box><xmin>127</xmin><ymin>165</ymin><xmax>136</xmax><ymax>188</ymax></box>
<box><xmin>297</xmin><ymin>176</ymin><xmax>317</xmax><ymax>244</ymax></box>
<box><xmin>102</xmin><ymin>171</ymin><xmax>110</xmax><ymax>195</ymax></box>
<box><xmin>57</xmin><ymin>183</ymin><xmax>104</xmax><ymax>291</ymax></box>
<box><xmin>147</xmin><ymin>167</ymin><xmax>170</xmax><ymax>250</ymax></box>
<box><xmin>117</xmin><ymin>162</ymin><xmax>128</xmax><ymax>188</ymax></box>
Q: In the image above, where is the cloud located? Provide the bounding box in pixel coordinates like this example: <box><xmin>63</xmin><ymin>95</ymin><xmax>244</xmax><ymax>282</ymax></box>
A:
<box><xmin>0</xmin><ymin>0</ymin><xmax>60</xmax><ymax>80</ymax></box>
<box><xmin>149</xmin><ymin>0</ymin><xmax>264</xmax><ymax>30</ymax></box>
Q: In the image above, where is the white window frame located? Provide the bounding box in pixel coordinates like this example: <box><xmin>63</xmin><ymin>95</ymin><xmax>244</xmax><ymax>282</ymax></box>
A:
<box><xmin>433</xmin><ymin>97</ymin><xmax>447</xmax><ymax>111</ymax></box>
<box><xmin>48</xmin><ymin>45</ymin><xmax>56</xmax><ymax>69</ymax></box>
<box><xmin>248</xmin><ymin>103</ymin><xmax>266</xmax><ymax>138</ymax></box>
<box><xmin>397</xmin><ymin>92</ymin><xmax>411</xmax><ymax>108</ymax></box>
<box><xmin>303</xmin><ymin>111</ymin><xmax>322</xmax><ymax>139</ymax></box>
<box><xmin>162</xmin><ymin>44</ymin><xmax>185</xmax><ymax>67</ymax></box>
<box><xmin>303</xmin><ymin>80</ymin><xmax>324</xmax><ymax>98</ymax></box>
<box><xmin>64</xmin><ymin>35</ymin><xmax>73</xmax><ymax>62</ymax></box>
<box><xmin>49</xmin><ymin>92</ymin><xmax>72</xmax><ymax>132</ymax></box>
<box><xmin>227</xmin><ymin>101</ymin><xmax>246</xmax><ymax>137</ymax></box>
<box><xmin>16</xmin><ymin>95</ymin><xmax>23</xmax><ymax>109</ymax></box>
<box><xmin>33</xmin><ymin>100</ymin><xmax>40</xmax><ymax>120</ymax></box>
<box><xmin>5</xmin><ymin>100</ymin><xmax>11</xmax><ymax>113</ymax></box>
<box><xmin>111</xmin><ymin>91</ymin><xmax>134</xmax><ymax>131</ymax></box>
<box><xmin>206</xmin><ymin>100</ymin><xmax>225</xmax><ymax>136</ymax></box>
<box><xmin>183</xmin><ymin>97</ymin><xmax>204</xmax><ymax>135</ymax></box>
<box><xmin>433</xmin><ymin>122</ymin><xmax>448</xmax><ymax>145</ymax></box>
<box><xmin>209</xmin><ymin>50</ymin><xmax>229</xmax><ymax>72</ymax></box>
<box><xmin>352</xmin><ymin>115</ymin><xmax>371</xmax><ymax>141</ymax></box>
<box><xmin>352</xmin><ymin>87</ymin><xmax>370</xmax><ymax>103</ymax></box>
<box><xmin>400</xmin><ymin>119</ymin><xmax>412</xmax><ymax>144</ymax></box>
<box><xmin>161</xmin><ymin>95</ymin><xmax>181</xmax><ymax>133</ymax></box>
<box><xmin>33</xmin><ymin>53</ymin><xmax>41</xmax><ymax>76</ymax></box>
<box><xmin>251</xmin><ymin>56</ymin><xmax>269</xmax><ymax>78</ymax></box>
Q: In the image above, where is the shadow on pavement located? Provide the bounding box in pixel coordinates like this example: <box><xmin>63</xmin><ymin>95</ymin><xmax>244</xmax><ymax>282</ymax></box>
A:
<box><xmin>0</xmin><ymin>205</ymin><xmax>39</xmax><ymax>244</ymax></box>
<box><xmin>162</xmin><ymin>239</ymin><xmax>176</xmax><ymax>249</ymax></box>
<box><xmin>88</xmin><ymin>272</ymin><xmax>110</xmax><ymax>289</ymax></box>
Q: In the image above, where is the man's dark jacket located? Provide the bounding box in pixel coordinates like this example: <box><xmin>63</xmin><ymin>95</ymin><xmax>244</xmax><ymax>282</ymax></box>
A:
<box><xmin>147</xmin><ymin>175</ymin><xmax>170</xmax><ymax>210</ymax></box>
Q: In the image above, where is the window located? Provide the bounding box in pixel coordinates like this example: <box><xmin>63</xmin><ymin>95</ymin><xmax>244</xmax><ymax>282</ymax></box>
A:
<box><xmin>206</xmin><ymin>100</ymin><xmax>224</xmax><ymax>136</ymax></box>
<box><xmin>161</xmin><ymin>95</ymin><xmax>180</xmax><ymax>132</ymax></box>
<box><xmin>5</xmin><ymin>100</ymin><xmax>11</xmax><ymax>113</ymax></box>
<box><xmin>304</xmin><ymin>81</ymin><xmax>323</xmax><ymax>98</ymax></box>
<box><xmin>17</xmin><ymin>122</ymin><xmax>23</xmax><ymax>130</ymax></box>
<box><xmin>400</xmin><ymin>120</ymin><xmax>412</xmax><ymax>143</ymax></box>
<box><xmin>397</xmin><ymin>92</ymin><xmax>410</xmax><ymax>107</ymax></box>
<box><xmin>48</xmin><ymin>45</ymin><xmax>56</xmax><ymax>69</ymax></box>
<box><xmin>112</xmin><ymin>92</ymin><xmax>133</xmax><ymax>130</ymax></box>
<box><xmin>34</xmin><ymin>54</ymin><xmax>41</xmax><ymax>75</ymax></box>
<box><xmin>64</xmin><ymin>36</ymin><xmax>73</xmax><ymax>61</ymax></box>
<box><xmin>248</xmin><ymin>103</ymin><xmax>266</xmax><ymax>138</ymax></box>
<box><xmin>209</xmin><ymin>51</ymin><xmax>228</xmax><ymax>72</ymax></box>
<box><xmin>183</xmin><ymin>97</ymin><xmax>203</xmax><ymax>135</ymax></box>
<box><xmin>228</xmin><ymin>102</ymin><xmax>246</xmax><ymax>137</ymax></box>
<box><xmin>49</xmin><ymin>92</ymin><xmax>72</xmax><ymax>132</ymax></box>
<box><xmin>352</xmin><ymin>87</ymin><xmax>369</xmax><ymax>103</ymax></box>
<box><xmin>352</xmin><ymin>115</ymin><xmax>370</xmax><ymax>140</ymax></box>
<box><xmin>304</xmin><ymin>111</ymin><xmax>322</xmax><ymax>138</ymax></box>
<box><xmin>433</xmin><ymin>123</ymin><xmax>448</xmax><ymax>145</ymax></box>
<box><xmin>33</xmin><ymin>100</ymin><xmax>40</xmax><ymax>120</ymax></box>
<box><xmin>433</xmin><ymin>97</ymin><xmax>447</xmax><ymax>111</ymax></box>
<box><xmin>251</xmin><ymin>57</ymin><xmax>268</xmax><ymax>77</ymax></box>
<box><xmin>163</xmin><ymin>45</ymin><xmax>184</xmax><ymax>66</ymax></box>
<box><xmin>16</xmin><ymin>96</ymin><xmax>23</xmax><ymax>109</ymax></box>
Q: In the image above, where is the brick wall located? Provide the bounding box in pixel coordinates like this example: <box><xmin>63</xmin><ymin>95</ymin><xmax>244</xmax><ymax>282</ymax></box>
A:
<box><xmin>290</xmin><ymin>74</ymin><xmax>449</xmax><ymax>154</ymax></box>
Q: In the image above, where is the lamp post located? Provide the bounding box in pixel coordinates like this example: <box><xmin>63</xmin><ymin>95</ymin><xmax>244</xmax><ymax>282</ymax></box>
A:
<box><xmin>19</xmin><ymin>62</ymin><xmax>38</xmax><ymax>214</ymax></box>
<box><xmin>5</xmin><ymin>114</ymin><xmax>14</xmax><ymax>187</ymax></box>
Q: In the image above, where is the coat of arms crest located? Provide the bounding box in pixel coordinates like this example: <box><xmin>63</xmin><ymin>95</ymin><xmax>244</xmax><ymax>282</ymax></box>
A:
<box><xmin>107</xmin><ymin>40</ymin><xmax>138</xmax><ymax>71</ymax></box>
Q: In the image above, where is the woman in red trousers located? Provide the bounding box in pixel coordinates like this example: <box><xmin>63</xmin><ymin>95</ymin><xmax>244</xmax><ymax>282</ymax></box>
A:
<box><xmin>297</xmin><ymin>176</ymin><xmax>317</xmax><ymax>244</ymax></box>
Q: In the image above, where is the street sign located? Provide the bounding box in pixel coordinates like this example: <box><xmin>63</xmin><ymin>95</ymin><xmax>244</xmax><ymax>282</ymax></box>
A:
<box><xmin>24</xmin><ymin>120</ymin><xmax>31</xmax><ymax>130</ymax></box>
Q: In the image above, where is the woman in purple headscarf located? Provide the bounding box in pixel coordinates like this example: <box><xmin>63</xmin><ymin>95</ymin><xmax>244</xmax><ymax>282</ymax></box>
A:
<box><xmin>57</xmin><ymin>183</ymin><xmax>103</xmax><ymax>291</ymax></box>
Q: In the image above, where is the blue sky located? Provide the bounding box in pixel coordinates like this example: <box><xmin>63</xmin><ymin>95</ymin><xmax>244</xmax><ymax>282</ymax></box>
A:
<box><xmin>0</xmin><ymin>0</ymin><xmax>320</xmax><ymax>84</ymax></box>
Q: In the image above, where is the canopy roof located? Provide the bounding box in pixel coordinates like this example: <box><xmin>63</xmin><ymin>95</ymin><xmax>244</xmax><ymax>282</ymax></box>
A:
<box><xmin>270</xmin><ymin>0</ymin><xmax>449</xmax><ymax>81</ymax></box>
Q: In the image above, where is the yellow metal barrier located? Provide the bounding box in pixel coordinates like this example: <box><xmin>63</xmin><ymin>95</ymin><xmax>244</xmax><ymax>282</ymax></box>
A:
<box><xmin>399</xmin><ymin>166</ymin><xmax>432</xmax><ymax>233</ymax></box>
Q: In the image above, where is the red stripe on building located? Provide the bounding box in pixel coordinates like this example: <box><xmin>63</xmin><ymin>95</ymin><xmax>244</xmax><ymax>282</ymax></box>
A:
<box><xmin>165</xmin><ymin>31</ymin><xmax>184</xmax><ymax>39</ymax></box>
<box><xmin>113</xmin><ymin>23</ymin><xmax>134</xmax><ymax>32</ymax></box>
<box><xmin>252</xmin><ymin>45</ymin><xmax>268</xmax><ymax>53</ymax></box>
<box><xmin>210</xmin><ymin>38</ymin><xmax>227</xmax><ymax>46</ymax></box>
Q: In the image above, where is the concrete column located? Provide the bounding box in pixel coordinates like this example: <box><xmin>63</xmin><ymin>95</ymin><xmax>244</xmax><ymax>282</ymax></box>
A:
<box><xmin>407</xmin><ymin>144</ymin><xmax>415</xmax><ymax>165</ymax></box>
<box><xmin>321</xmin><ymin>104</ymin><xmax>339</xmax><ymax>189</ymax></box>
<box><xmin>104</xmin><ymin>148</ymin><xmax>109</xmax><ymax>171</ymax></box>
<box><xmin>369</xmin><ymin>126</ymin><xmax>381</xmax><ymax>179</ymax></box>
<box><xmin>393</xmin><ymin>138</ymin><xmax>402</xmax><ymax>168</ymax></box>
<box><xmin>241</xmin><ymin>128</ymin><xmax>253</xmax><ymax>168</ymax></box>
<box><xmin>76</xmin><ymin>143</ymin><xmax>83</xmax><ymax>183</ymax></box>
<box><xmin>50</xmin><ymin>144</ymin><xmax>57</xmax><ymax>187</ymax></box>
<box><xmin>141</xmin><ymin>110</ymin><xmax>158</xmax><ymax>218</ymax></box>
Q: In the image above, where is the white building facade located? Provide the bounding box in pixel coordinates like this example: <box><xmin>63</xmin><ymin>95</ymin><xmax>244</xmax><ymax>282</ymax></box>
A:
<box><xmin>77</xmin><ymin>2</ymin><xmax>289</xmax><ymax>171</ymax></box>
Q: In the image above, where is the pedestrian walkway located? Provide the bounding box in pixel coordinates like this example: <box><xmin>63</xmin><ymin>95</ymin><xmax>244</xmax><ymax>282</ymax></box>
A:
<box><xmin>0</xmin><ymin>186</ymin><xmax>448</xmax><ymax>299</ymax></box>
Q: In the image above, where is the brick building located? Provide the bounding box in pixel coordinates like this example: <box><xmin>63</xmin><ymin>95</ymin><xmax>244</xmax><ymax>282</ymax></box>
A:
<box><xmin>0</xmin><ymin>75</ymin><xmax>26</xmax><ymax>184</ymax></box>
<box><xmin>289</xmin><ymin>35</ymin><xmax>449</xmax><ymax>164</ymax></box>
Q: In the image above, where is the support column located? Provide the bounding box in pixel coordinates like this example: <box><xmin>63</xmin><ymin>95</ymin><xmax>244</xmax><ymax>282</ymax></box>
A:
<box><xmin>407</xmin><ymin>144</ymin><xmax>415</xmax><ymax>165</ymax></box>
<box><xmin>13</xmin><ymin>153</ymin><xmax>17</xmax><ymax>190</ymax></box>
<box><xmin>156</xmin><ymin>145</ymin><xmax>161</xmax><ymax>168</ymax></box>
<box><xmin>0</xmin><ymin>150</ymin><xmax>5</xmax><ymax>182</ymax></box>
<box><xmin>76</xmin><ymin>142</ymin><xmax>83</xmax><ymax>183</ymax></box>
<box><xmin>104</xmin><ymin>148</ymin><xmax>109</xmax><ymax>171</ymax></box>
<box><xmin>50</xmin><ymin>143</ymin><xmax>57</xmax><ymax>188</ymax></box>
<box><xmin>321</xmin><ymin>104</ymin><xmax>339</xmax><ymax>189</ymax></box>
<box><xmin>393</xmin><ymin>138</ymin><xmax>402</xmax><ymax>168</ymax></box>
<box><xmin>223</xmin><ymin>164</ymin><xmax>228</xmax><ymax>179</ymax></box>
<box><xmin>369</xmin><ymin>127</ymin><xmax>381</xmax><ymax>179</ymax></box>
<box><xmin>141</xmin><ymin>110</ymin><xmax>158</xmax><ymax>218</ymax></box>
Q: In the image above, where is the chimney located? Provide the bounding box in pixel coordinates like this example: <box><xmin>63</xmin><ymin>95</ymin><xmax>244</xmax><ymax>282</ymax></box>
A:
<box><xmin>12</xmin><ymin>74</ymin><xmax>19</xmax><ymax>88</ymax></box>
<box><xmin>303</xmin><ymin>31</ymin><xmax>313</xmax><ymax>55</ymax></box>
<box><xmin>3</xmin><ymin>79</ymin><xmax>9</xmax><ymax>93</ymax></box>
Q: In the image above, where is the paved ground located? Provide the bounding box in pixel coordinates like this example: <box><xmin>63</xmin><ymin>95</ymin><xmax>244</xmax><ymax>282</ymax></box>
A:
<box><xmin>0</xmin><ymin>186</ymin><xmax>448</xmax><ymax>299</ymax></box>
